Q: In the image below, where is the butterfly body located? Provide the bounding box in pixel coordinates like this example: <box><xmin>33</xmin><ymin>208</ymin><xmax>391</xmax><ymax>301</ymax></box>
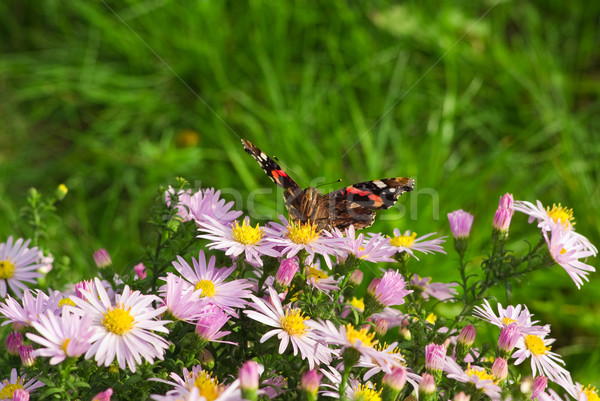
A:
<box><xmin>242</xmin><ymin>139</ymin><xmax>414</xmax><ymax>230</ymax></box>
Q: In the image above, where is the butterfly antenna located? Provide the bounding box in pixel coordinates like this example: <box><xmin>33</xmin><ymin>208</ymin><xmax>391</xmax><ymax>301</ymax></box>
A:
<box><xmin>316</xmin><ymin>178</ymin><xmax>342</xmax><ymax>188</ymax></box>
<box><xmin>273</xmin><ymin>156</ymin><xmax>310</xmax><ymax>187</ymax></box>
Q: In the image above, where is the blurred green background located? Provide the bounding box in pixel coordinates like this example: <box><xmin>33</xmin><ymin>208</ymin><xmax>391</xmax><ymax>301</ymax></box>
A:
<box><xmin>1</xmin><ymin>0</ymin><xmax>598</xmax><ymax>385</ymax></box>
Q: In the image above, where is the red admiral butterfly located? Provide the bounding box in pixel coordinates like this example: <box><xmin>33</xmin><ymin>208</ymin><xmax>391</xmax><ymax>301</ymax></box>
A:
<box><xmin>242</xmin><ymin>139</ymin><xmax>414</xmax><ymax>230</ymax></box>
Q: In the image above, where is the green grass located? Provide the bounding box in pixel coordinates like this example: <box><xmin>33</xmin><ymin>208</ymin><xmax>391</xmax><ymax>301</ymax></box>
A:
<box><xmin>1</xmin><ymin>0</ymin><xmax>599</xmax><ymax>385</ymax></box>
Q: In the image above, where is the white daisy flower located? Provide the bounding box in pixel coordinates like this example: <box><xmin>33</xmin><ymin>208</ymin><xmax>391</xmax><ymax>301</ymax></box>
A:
<box><xmin>513</xmin><ymin>200</ymin><xmax>597</xmax><ymax>255</ymax></box>
<box><xmin>198</xmin><ymin>216</ymin><xmax>281</xmax><ymax>266</ymax></box>
<box><xmin>388</xmin><ymin>229</ymin><xmax>446</xmax><ymax>260</ymax></box>
<box><xmin>544</xmin><ymin>221</ymin><xmax>596</xmax><ymax>289</ymax></box>
<box><xmin>26</xmin><ymin>309</ymin><xmax>94</xmax><ymax>365</ymax></box>
<box><xmin>172</xmin><ymin>251</ymin><xmax>253</xmax><ymax>312</ymax></box>
<box><xmin>472</xmin><ymin>299</ymin><xmax>550</xmax><ymax>336</ymax></box>
<box><xmin>0</xmin><ymin>236</ymin><xmax>45</xmax><ymax>298</ymax></box>
<box><xmin>513</xmin><ymin>333</ymin><xmax>572</xmax><ymax>385</ymax></box>
<box><xmin>68</xmin><ymin>278</ymin><xmax>170</xmax><ymax>373</ymax></box>
<box><xmin>265</xmin><ymin>216</ymin><xmax>344</xmax><ymax>269</ymax></box>
<box><xmin>444</xmin><ymin>357</ymin><xmax>502</xmax><ymax>400</ymax></box>
<box><xmin>244</xmin><ymin>286</ymin><xmax>332</xmax><ymax>369</ymax></box>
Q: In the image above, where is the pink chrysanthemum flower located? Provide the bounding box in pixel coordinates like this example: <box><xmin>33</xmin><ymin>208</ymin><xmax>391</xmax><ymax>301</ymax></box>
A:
<box><xmin>0</xmin><ymin>236</ymin><xmax>45</xmax><ymax>298</ymax></box>
<box><xmin>172</xmin><ymin>252</ymin><xmax>253</xmax><ymax>312</ymax></box>
<box><xmin>472</xmin><ymin>299</ymin><xmax>549</xmax><ymax>336</ymax></box>
<box><xmin>166</xmin><ymin>187</ymin><xmax>242</xmax><ymax>226</ymax></box>
<box><xmin>368</xmin><ymin>270</ymin><xmax>412</xmax><ymax>308</ymax></box>
<box><xmin>330</xmin><ymin>226</ymin><xmax>396</xmax><ymax>263</ymax></box>
<box><xmin>307</xmin><ymin>320</ymin><xmax>400</xmax><ymax>368</ymax></box>
<box><xmin>67</xmin><ymin>278</ymin><xmax>170</xmax><ymax>373</ymax></box>
<box><xmin>244</xmin><ymin>287</ymin><xmax>331</xmax><ymax>369</ymax></box>
<box><xmin>195</xmin><ymin>304</ymin><xmax>234</xmax><ymax>344</ymax></box>
<box><xmin>152</xmin><ymin>365</ymin><xmax>242</xmax><ymax>400</ymax></box>
<box><xmin>265</xmin><ymin>216</ymin><xmax>344</xmax><ymax>269</ymax></box>
<box><xmin>544</xmin><ymin>221</ymin><xmax>596</xmax><ymax>289</ymax></box>
<box><xmin>512</xmin><ymin>333</ymin><xmax>571</xmax><ymax>385</ymax></box>
<box><xmin>513</xmin><ymin>200</ymin><xmax>597</xmax><ymax>255</ymax></box>
<box><xmin>410</xmin><ymin>275</ymin><xmax>457</xmax><ymax>301</ymax></box>
<box><xmin>388</xmin><ymin>229</ymin><xmax>446</xmax><ymax>260</ymax></box>
<box><xmin>448</xmin><ymin>210</ymin><xmax>474</xmax><ymax>239</ymax></box>
<box><xmin>0</xmin><ymin>369</ymin><xmax>44</xmax><ymax>399</ymax></box>
<box><xmin>0</xmin><ymin>289</ymin><xmax>62</xmax><ymax>328</ymax></box>
<box><xmin>444</xmin><ymin>357</ymin><xmax>502</xmax><ymax>400</ymax></box>
<box><xmin>26</xmin><ymin>310</ymin><xmax>94</xmax><ymax>365</ymax></box>
<box><xmin>198</xmin><ymin>216</ymin><xmax>281</xmax><ymax>266</ymax></box>
<box><xmin>159</xmin><ymin>274</ymin><xmax>207</xmax><ymax>322</ymax></box>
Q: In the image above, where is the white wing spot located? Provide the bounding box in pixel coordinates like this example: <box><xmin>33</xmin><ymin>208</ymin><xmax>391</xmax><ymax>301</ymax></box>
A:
<box><xmin>373</xmin><ymin>181</ymin><xmax>386</xmax><ymax>189</ymax></box>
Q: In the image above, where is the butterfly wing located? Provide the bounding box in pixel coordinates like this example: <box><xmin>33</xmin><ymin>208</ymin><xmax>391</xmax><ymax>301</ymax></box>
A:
<box><xmin>241</xmin><ymin>139</ymin><xmax>305</xmax><ymax>216</ymax></box>
<box><xmin>324</xmin><ymin>177</ymin><xmax>414</xmax><ymax>229</ymax></box>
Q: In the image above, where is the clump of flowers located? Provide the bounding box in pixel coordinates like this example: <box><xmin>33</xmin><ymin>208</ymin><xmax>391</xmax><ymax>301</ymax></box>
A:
<box><xmin>0</xmin><ymin>184</ymin><xmax>596</xmax><ymax>401</ymax></box>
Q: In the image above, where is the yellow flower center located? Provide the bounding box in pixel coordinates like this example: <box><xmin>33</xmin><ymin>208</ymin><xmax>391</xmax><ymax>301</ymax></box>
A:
<box><xmin>61</xmin><ymin>338</ymin><xmax>71</xmax><ymax>353</ymax></box>
<box><xmin>354</xmin><ymin>384</ymin><xmax>382</xmax><ymax>401</ymax></box>
<box><xmin>346</xmin><ymin>324</ymin><xmax>377</xmax><ymax>348</ymax></box>
<box><xmin>102</xmin><ymin>304</ymin><xmax>134</xmax><ymax>335</ymax></box>
<box><xmin>286</xmin><ymin>222</ymin><xmax>320</xmax><ymax>244</ymax></box>
<box><xmin>501</xmin><ymin>317</ymin><xmax>517</xmax><ymax>325</ymax></box>
<box><xmin>193</xmin><ymin>371</ymin><xmax>223</xmax><ymax>401</ymax></box>
<box><xmin>426</xmin><ymin>313</ymin><xmax>437</xmax><ymax>324</ymax></box>
<box><xmin>465</xmin><ymin>365</ymin><xmax>496</xmax><ymax>382</ymax></box>
<box><xmin>307</xmin><ymin>266</ymin><xmax>328</xmax><ymax>282</ymax></box>
<box><xmin>280</xmin><ymin>308</ymin><xmax>308</xmax><ymax>336</ymax></box>
<box><xmin>0</xmin><ymin>259</ymin><xmax>16</xmax><ymax>280</ymax></box>
<box><xmin>0</xmin><ymin>380</ymin><xmax>23</xmax><ymax>399</ymax></box>
<box><xmin>195</xmin><ymin>280</ymin><xmax>216</xmax><ymax>298</ymax></box>
<box><xmin>547</xmin><ymin>203</ymin><xmax>575</xmax><ymax>228</ymax></box>
<box><xmin>231</xmin><ymin>220</ymin><xmax>263</xmax><ymax>245</ymax></box>
<box><xmin>583</xmin><ymin>385</ymin><xmax>599</xmax><ymax>401</ymax></box>
<box><xmin>349</xmin><ymin>297</ymin><xmax>365</xmax><ymax>312</ymax></box>
<box><xmin>389</xmin><ymin>232</ymin><xmax>417</xmax><ymax>248</ymax></box>
<box><xmin>59</xmin><ymin>298</ymin><xmax>77</xmax><ymax>307</ymax></box>
<box><xmin>375</xmin><ymin>342</ymin><xmax>403</xmax><ymax>356</ymax></box>
<box><xmin>524</xmin><ymin>335</ymin><xmax>550</xmax><ymax>356</ymax></box>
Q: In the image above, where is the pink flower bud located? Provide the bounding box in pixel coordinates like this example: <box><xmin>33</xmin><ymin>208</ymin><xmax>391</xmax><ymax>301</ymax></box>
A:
<box><xmin>133</xmin><ymin>263</ymin><xmax>147</xmax><ymax>280</ymax></box>
<box><xmin>383</xmin><ymin>366</ymin><xmax>407</xmax><ymax>391</ymax></box>
<box><xmin>93</xmin><ymin>249</ymin><xmax>112</xmax><ymax>268</ymax></box>
<box><xmin>448</xmin><ymin>210</ymin><xmax>474</xmax><ymax>239</ymax></box>
<box><xmin>453</xmin><ymin>392</ymin><xmax>470</xmax><ymax>401</ymax></box>
<box><xmin>239</xmin><ymin>361</ymin><xmax>259</xmax><ymax>390</ymax></box>
<box><xmin>92</xmin><ymin>388</ymin><xmax>113</xmax><ymax>401</ymax></box>
<box><xmin>349</xmin><ymin>269</ymin><xmax>363</xmax><ymax>285</ymax></box>
<box><xmin>419</xmin><ymin>373</ymin><xmax>436</xmax><ymax>394</ymax></box>
<box><xmin>301</xmin><ymin>369</ymin><xmax>322</xmax><ymax>395</ymax></box>
<box><xmin>19</xmin><ymin>344</ymin><xmax>35</xmax><ymax>367</ymax></box>
<box><xmin>493</xmin><ymin>193</ymin><xmax>514</xmax><ymax>233</ymax></box>
<box><xmin>458</xmin><ymin>325</ymin><xmax>476</xmax><ymax>347</ymax></box>
<box><xmin>7</xmin><ymin>331</ymin><xmax>23</xmax><ymax>356</ymax></box>
<box><xmin>276</xmin><ymin>258</ymin><xmax>299</xmax><ymax>287</ymax></box>
<box><xmin>498</xmin><ymin>323</ymin><xmax>521</xmax><ymax>353</ymax></box>
<box><xmin>425</xmin><ymin>343</ymin><xmax>446</xmax><ymax>373</ymax></box>
<box><xmin>531</xmin><ymin>376</ymin><xmax>548</xmax><ymax>399</ymax></box>
<box><xmin>491</xmin><ymin>357</ymin><xmax>508</xmax><ymax>381</ymax></box>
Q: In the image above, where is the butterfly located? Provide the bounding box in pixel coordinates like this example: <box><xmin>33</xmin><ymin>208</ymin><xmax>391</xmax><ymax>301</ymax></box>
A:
<box><xmin>242</xmin><ymin>139</ymin><xmax>414</xmax><ymax>230</ymax></box>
